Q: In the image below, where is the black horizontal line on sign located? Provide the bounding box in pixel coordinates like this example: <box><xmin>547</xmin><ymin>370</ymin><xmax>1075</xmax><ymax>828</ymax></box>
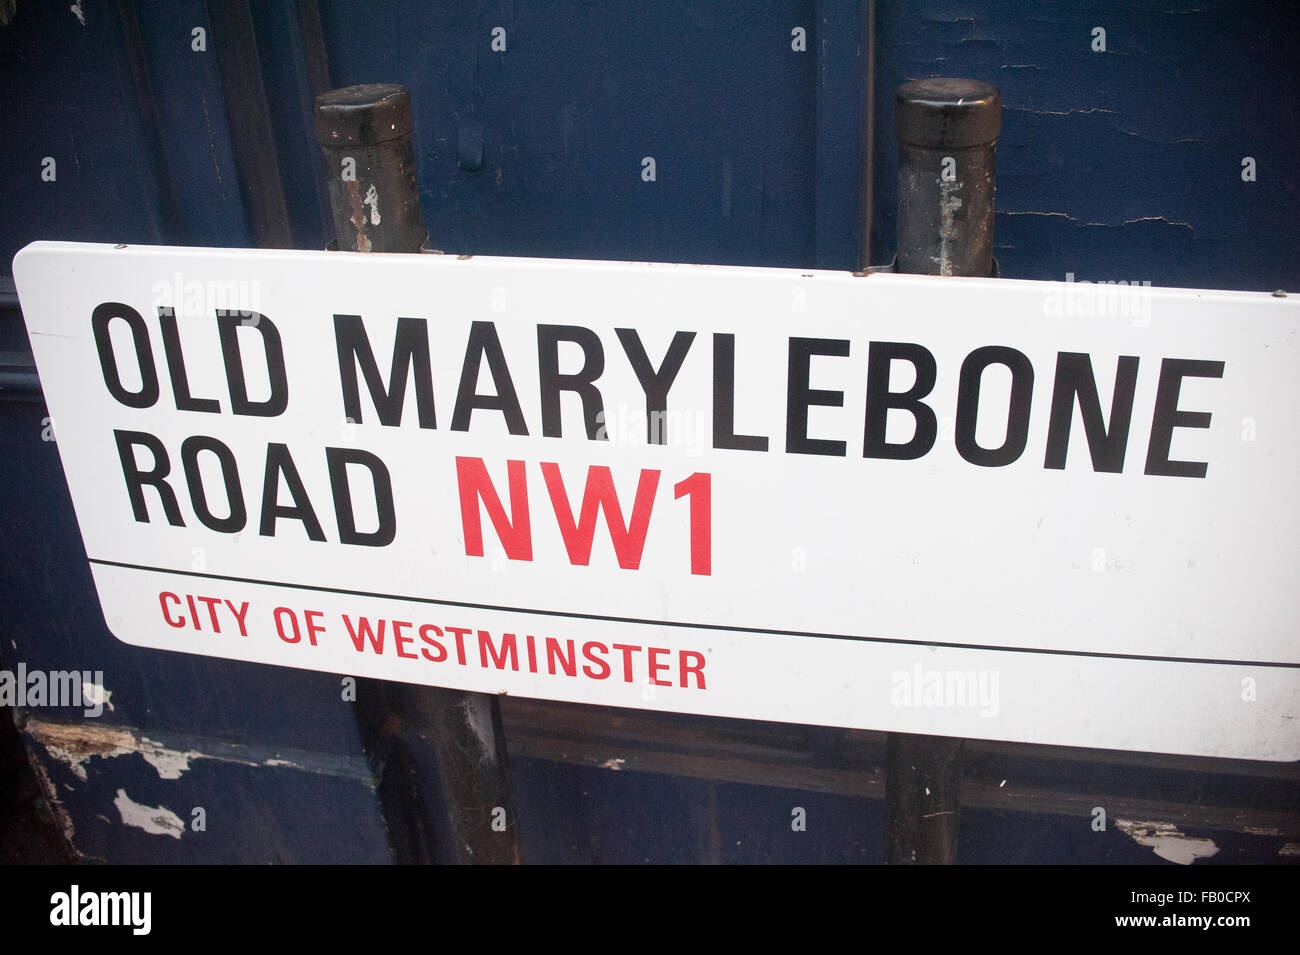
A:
<box><xmin>87</xmin><ymin>558</ymin><xmax>1298</xmax><ymax>669</ymax></box>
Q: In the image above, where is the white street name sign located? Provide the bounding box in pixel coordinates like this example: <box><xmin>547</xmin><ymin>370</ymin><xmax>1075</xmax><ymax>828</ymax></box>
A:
<box><xmin>13</xmin><ymin>241</ymin><xmax>1300</xmax><ymax>760</ymax></box>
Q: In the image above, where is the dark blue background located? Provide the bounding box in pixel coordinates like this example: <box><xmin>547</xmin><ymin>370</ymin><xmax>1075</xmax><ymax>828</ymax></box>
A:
<box><xmin>0</xmin><ymin>0</ymin><xmax>1295</xmax><ymax>863</ymax></box>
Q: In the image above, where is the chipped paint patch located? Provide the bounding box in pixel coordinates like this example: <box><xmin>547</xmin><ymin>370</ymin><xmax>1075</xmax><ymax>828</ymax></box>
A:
<box><xmin>138</xmin><ymin>741</ymin><xmax>197</xmax><ymax>780</ymax></box>
<box><xmin>113</xmin><ymin>789</ymin><xmax>184</xmax><ymax>839</ymax></box>
<box><xmin>935</xmin><ymin>182</ymin><xmax>963</xmax><ymax>276</ymax></box>
<box><xmin>363</xmin><ymin>184</ymin><xmax>382</xmax><ymax>225</ymax></box>
<box><xmin>1279</xmin><ymin>843</ymin><xmax>1300</xmax><ymax>858</ymax></box>
<box><xmin>70</xmin><ymin>1</ymin><xmax>86</xmax><ymax>27</ymax></box>
<box><xmin>28</xmin><ymin>720</ymin><xmax>137</xmax><ymax>781</ymax></box>
<box><xmin>1116</xmin><ymin>819</ymin><xmax>1219</xmax><ymax>865</ymax></box>
<box><xmin>25</xmin><ymin>719</ymin><xmax>202</xmax><ymax>781</ymax></box>
<box><xmin>599</xmin><ymin>758</ymin><xmax>626</xmax><ymax>771</ymax></box>
<box><xmin>21</xmin><ymin>717</ymin><xmax>375</xmax><ymax>786</ymax></box>
<box><xmin>264</xmin><ymin>757</ymin><xmax>307</xmax><ymax>770</ymax></box>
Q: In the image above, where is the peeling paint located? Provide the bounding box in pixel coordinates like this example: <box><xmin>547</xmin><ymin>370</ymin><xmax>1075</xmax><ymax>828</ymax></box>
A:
<box><xmin>1279</xmin><ymin>843</ymin><xmax>1300</xmax><ymax>858</ymax></box>
<box><xmin>28</xmin><ymin>720</ymin><xmax>138</xmax><ymax>781</ymax></box>
<box><xmin>363</xmin><ymin>184</ymin><xmax>382</xmax><ymax>225</ymax></box>
<box><xmin>1000</xmin><ymin>210</ymin><xmax>1079</xmax><ymax>222</ymax></box>
<box><xmin>27</xmin><ymin>720</ymin><xmax>200</xmax><ymax>781</ymax></box>
<box><xmin>1116</xmin><ymin>819</ymin><xmax>1219</xmax><ymax>865</ymax></box>
<box><xmin>1006</xmin><ymin>106</ymin><xmax>1116</xmax><ymax>117</ymax></box>
<box><xmin>345</xmin><ymin>178</ymin><xmax>370</xmax><ymax>250</ymax></box>
<box><xmin>264</xmin><ymin>757</ymin><xmax>307</xmax><ymax>770</ymax></box>
<box><xmin>1121</xmin><ymin>215</ymin><xmax>1195</xmax><ymax>234</ymax></box>
<box><xmin>936</xmin><ymin>182</ymin><xmax>963</xmax><ymax>276</ymax></box>
<box><xmin>1000</xmin><ymin>210</ymin><xmax>1196</xmax><ymax>234</ymax></box>
<box><xmin>70</xmin><ymin>1</ymin><xmax>85</xmax><ymax>27</ymax></box>
<box><xmin>139</xmin><ymin>744</ymin><xmax>196</xmax><ymax>780</ymax></box>
<box><xmin>599</xmin><ymin>758</ymin><xmax>626</xmax><ymax>771</ymax></box>
<box><xmin>22</xmin><ymin>717</ymin><xmax>361</xmax><ymax>783</ymax></box>
<box><xmin>113</xmin><ymin>789</ymin><xmax>184</xmax><ymax>839</ymax></box>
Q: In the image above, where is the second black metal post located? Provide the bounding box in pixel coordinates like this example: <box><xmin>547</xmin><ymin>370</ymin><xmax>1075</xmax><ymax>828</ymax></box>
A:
<box><xmin>884</xmin><ymin>77</ymin><xmax>1002</xmax><ymax>865</ymax></box>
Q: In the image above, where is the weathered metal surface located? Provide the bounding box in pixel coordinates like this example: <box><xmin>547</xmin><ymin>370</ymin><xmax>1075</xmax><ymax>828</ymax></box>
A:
<box><xmin>894</xmin><ymin>77</ymin><xmax>1000</xmax><ymax>277</ymax></box>
<box><xmin>882</xmin><ymin>76</ymin><xmax>1002</xmax><ymax>864</ymax></box>
<box><xmin>313</xmin><ymin>82</ymin><xmax>521</xmax><ymax>865</ymax></box>
<box><xmin>0</xmin><ymin>0</ymin><xmax>1295</xmax><ymax>865</ymax></box>
<box><xmin>313</xmin><ymin>84</ymin><xmax>428</xmax><ymax>254</ymax></box>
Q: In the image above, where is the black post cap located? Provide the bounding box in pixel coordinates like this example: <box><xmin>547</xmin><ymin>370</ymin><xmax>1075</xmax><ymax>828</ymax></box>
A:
<box><xmin>313</xmin><ymin>83</ymin><xmax>413</xmax><ymax>146</ymax></box>
<box><xmin>895</xmin><ymin>78</ymin><xmax>1002</xmax><ymax>149</ymax></box>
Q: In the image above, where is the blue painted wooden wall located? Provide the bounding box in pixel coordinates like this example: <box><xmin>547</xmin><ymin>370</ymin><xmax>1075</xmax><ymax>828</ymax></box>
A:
<box><xmin>0</xmin><ymin>0</ymin><xmax>1294</xmax><ymax>864</ymax></box>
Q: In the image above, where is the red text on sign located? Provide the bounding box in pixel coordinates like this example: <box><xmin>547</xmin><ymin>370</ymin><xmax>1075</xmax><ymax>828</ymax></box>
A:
<box><xmin>158</xmin><ymin>591</ymin><xmax>249</xmax><ymax>635</ymax></box>
<box><xmin>456</xmin><ymin>457</ymin><xmax>711</xmax><ymax>575</ymax></box>
<box><xmin>342</xmin><ymin>614</ymin><xmax>707</xmax><ymax>689</ymax></box>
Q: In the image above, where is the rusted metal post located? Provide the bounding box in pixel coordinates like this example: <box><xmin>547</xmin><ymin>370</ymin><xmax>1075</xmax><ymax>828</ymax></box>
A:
<box><xmin>313</xmin><ymin>84</ymin><xmax>522</xmax><ymax>864</ymax></box>
<box><xmin>884</xmin><ymin>77</ymin><xmax>1002</xmax><ymax>864</ymax></box>
<box><xmin>313</xmin><ymin>84</ymin><xmax>428</xmax><ymax>253</ymax></box>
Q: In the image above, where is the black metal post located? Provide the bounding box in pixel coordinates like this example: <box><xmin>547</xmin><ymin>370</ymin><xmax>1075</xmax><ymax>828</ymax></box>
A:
<box><xmin>885</xmin><ymin>733</ymin><xmax>964</xmax><ymax>864</ymax></box>
<box><xmin>884</xmin><ymin>77</ymin><xmax>1001</xmax><ymax>865</ymax></box>
<box><xmin>894</xmin><ymin>77</ymin><xmax>1001</xmax><ymax>278</ymax></box>
<box><xmin>313</xmin><ymin>84</ymin><xmax>428</xmax><ymax>253</ymax></box>
<box><xmin>313</xmin><ymin>84</ymin><xmax>522</xmax><ymax>864</ymax></box>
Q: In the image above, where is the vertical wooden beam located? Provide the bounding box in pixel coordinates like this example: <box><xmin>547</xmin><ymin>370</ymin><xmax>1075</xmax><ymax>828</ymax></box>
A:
<box><xmin>208</xmin><ymin>0</ymin><xmax>293</xmax><ymax>248</ymax></box>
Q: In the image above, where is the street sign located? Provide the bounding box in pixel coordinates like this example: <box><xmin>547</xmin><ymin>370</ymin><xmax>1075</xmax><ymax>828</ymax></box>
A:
<box><xmin>14</xmin><ymin>241</ymin><xmax>1300</xmax><ymax>759</ymax></box>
